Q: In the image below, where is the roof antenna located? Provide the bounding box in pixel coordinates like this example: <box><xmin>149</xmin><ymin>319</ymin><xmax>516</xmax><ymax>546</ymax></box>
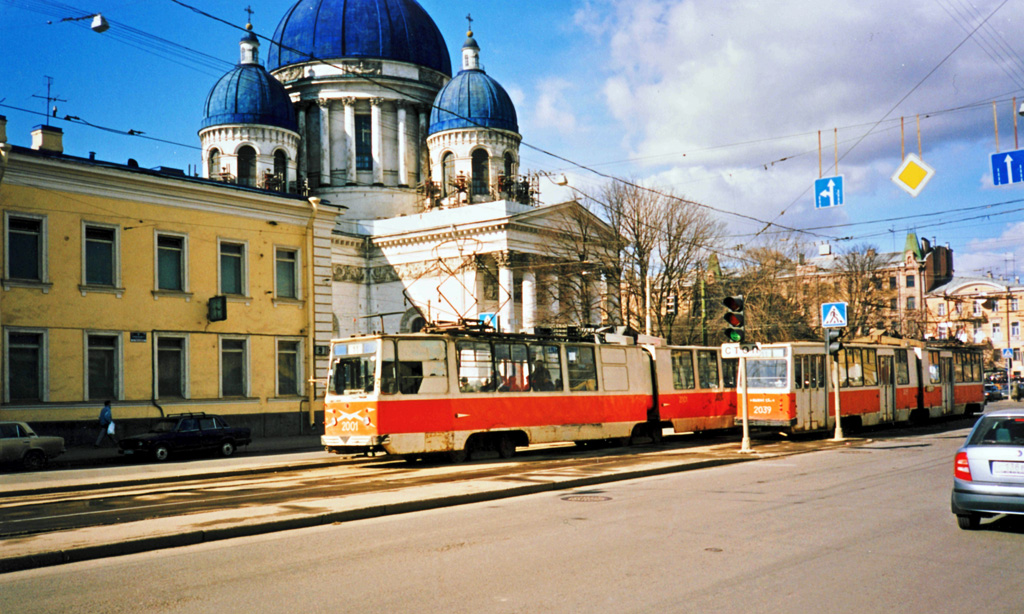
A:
<box><xmin>31</xmin><ymin>76</ymin><xmax>67</xmax><ymax>126</ymax></box>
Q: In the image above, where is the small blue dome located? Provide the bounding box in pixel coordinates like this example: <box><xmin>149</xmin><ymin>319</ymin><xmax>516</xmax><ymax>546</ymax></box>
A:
<box><xmin>201</xmin><ymin>64</ymin><xmax>298</xmax><ymax>131</ymax></box>
<box><xmin>266</xmin><ymin>0</ymin><xmax>451</xmax><ymax>77</ymax></box>
<box><xmin>428</xmin><ymin>69</ymin><xmax>518</xmax><ymax>135</ymax></box>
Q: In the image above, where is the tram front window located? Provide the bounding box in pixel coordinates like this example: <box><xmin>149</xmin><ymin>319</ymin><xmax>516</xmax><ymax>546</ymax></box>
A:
<box><xmin>329</xmin><ymin>341</ymin><xmax>378</xmax><ymax>394</ymax></box>
<box><xmin>746</xmin><ymin>358</ymin><xmax>788</xmax><ymax>388</ymax></box>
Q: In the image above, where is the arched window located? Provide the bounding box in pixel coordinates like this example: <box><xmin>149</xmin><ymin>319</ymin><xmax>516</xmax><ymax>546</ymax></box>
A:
<box><xmin>471</xmin><ymin>149</ymin><xmax>489</xmax><ymax>197</ymax></box>
<box><xmin>441</xmin><ymin>152</ymin><xmax>455</xmax><ymax>197</ymax></box>
<box><xmin>237</xmin><ymin>146</ymin><xmax>257</xmax><ymax>187</ymax></box>
<box><xmin>504</xmin><ymin>152</ymin><xmax>516</xmax><ymax>180</ymax></box>
<box><xmin>274</xmin><ymin>150</ymin><xmax>288</xmax><ymax>192</ymax></box>
<box><xmin>208</xmin><ymin>148</ymin><xmax>221</xmax><ymax>179</ymax></box>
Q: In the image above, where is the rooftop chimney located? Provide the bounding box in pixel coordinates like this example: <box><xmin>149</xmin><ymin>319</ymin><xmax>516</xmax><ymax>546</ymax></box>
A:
<box><xmin>31</xmin><ymin>125</ymin><xmax>63</xmax><ymax>153</ymax></box>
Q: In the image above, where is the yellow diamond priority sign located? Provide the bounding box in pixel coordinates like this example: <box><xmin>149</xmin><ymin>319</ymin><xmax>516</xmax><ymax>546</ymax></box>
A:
<box><xmin>891</xmin><ymin>153</ymin><xmax>934</xmax><ymax>197</ymax></box>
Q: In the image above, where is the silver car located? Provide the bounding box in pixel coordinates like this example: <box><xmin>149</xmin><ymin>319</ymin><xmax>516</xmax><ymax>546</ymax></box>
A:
<box><xmin>0</xmin><ymin>421</ymin><xmax>66</xmax><ymax>471</ymax></box>
<box><xmin>952</xmin><ymin>408</ymin><xmax>1024</xmax><ymax>529</ymax></box>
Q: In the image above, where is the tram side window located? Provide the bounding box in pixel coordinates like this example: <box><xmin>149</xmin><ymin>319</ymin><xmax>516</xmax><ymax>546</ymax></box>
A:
<box><xmin>895</xmin><ymin>349</ymin><xmax>910</xmax><ymax>385</ymax></box>
<box><xmin>862</xmin><ymin>349</ymin><xmax>877</xmax><ymax>386</ymax></box>
<box><xmin>601</xmin><ymin>347</ymin><xmax>629</xmax><ymax>391</ymax></box>
<box><xmin>746</xmin><ymin>358</ymin><xmax>787</xmax><ymax>388</ymax></box>
<box><xmin>495</xmin><ymin>342</ymin><xmax>530</xmax><ymax>392</ymax></box>
<box><xmin>697</xmin><ymin>350</ymin><xmax>719</xmax><ymax>389</ymax></box>
<box><xmin>672</xmin><ymin>350</ymin><xmax>695</xmax><ymax>390</ymax></box>
<box><xmin>928</xmin><ymin>351</ymin><xmax>941</xmax><ymax>384</ymax></box>
<box><xmin>528</xmin><ymin>344</ymin><xmax>562</xmax><ymax>391</ymax></box>
<box><xmin>457</xmin><ymin>341</ymin><xmax>493</xmax><ymax>392</ymax></box>
<box><xmin>842</xmin><ymin>349</ymin><xmax>866</xmax><ymax>387</ymax></box>
<box><xmin>722</xmin><ymin>358</ymin><xmax>738</xmax><ymax>388</ymax></box>
<box><xmin>396</xmin><ymin>339</ymin><xmax>448</xmax><ymax>395</ymax></box>
<box><xmin>813</xmin><ymin>355</ymin><xmax>824</xmax><ymax>388</ymax></box>
<box><xmin>380</xmin><ymin>340</ymin><xmax>397</xmax><ymax>394</ymax></box>
<box><xmin>567</xmin><ymin>345</ymin><xmax>598</xmax><ymax>391</ymax></box>
<box><xmin>795</xmin><ymin>357</ymin><xmax>803</xmax><ymax>389</ymax></box>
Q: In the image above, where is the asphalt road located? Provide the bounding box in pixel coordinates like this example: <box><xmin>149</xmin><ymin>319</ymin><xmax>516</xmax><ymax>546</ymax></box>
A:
<box><xmin>4</xmin><ymin>420</ymin><xmax>1022</xmax><ymax>613</ymax></box>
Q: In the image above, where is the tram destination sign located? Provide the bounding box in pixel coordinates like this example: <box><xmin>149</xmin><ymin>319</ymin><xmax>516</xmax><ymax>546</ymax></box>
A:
<box><xmin>722</xmin><ymin>342</ymin><xmax>761</xmax><ymax>358</ymax></box>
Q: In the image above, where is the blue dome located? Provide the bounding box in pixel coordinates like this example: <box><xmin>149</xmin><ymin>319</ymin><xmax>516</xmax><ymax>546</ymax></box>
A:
<box><xmin>201</xmin><ymin>64</ymin><xmax>298</xmax><ymax>131</ymax></box>
<box><xmin>266</xmin><ymin>0</ymin><xmax>451</xmax><ymax>77</ymax></box>
<box><xmin>428</xmin><ymin>69</ymin><xmax>518</xmax><ymax>135</ymax></box>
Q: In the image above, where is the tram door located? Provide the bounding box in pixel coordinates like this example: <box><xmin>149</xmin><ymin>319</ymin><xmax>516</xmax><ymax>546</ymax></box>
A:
<box><xmin>941</xmin><ymin>356</ymin><xmax>955</xmax><ymax>415</ymax></box>
<box><xmin>878</xmin><ymin>355</ymin><xmax>895</xmax><ymax>422</ymax></box>
<box><xmin>795</xmin><ymin>353</ymin><xmax>827</xmax><ymax>430</ymax></box>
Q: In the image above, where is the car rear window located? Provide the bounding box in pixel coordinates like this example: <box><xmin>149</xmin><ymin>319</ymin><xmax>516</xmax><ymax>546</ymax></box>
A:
<box><xmin>968</xmin><ymin>416</ymin><xmax>1024</xmax><ymax>445</ymax></box>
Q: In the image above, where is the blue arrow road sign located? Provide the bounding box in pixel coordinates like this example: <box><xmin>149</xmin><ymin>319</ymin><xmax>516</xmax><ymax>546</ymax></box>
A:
<box><xmin>814</xmin><ymin>175</ymin><xmax>844</xmax><ymax>208</ymax></box>
<box><xmin>821</xmin><ymin>302</ymin><xmax>848</xmax><ymax>328</ymax></box>
<box><xmin>991</xmin><ymin>149</ymin><xmax>1024</xmax><ymax>186</ymax></box>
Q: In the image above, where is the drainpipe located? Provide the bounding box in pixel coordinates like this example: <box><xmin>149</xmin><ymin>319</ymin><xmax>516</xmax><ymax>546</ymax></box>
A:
<box><xmin>305</xmin><ymin>197</ymin><xmax>320</xmax><ymax>432</ymax></box>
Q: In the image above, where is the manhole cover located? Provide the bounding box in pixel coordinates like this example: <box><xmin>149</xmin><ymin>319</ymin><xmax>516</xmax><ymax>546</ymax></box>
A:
<box><xmin>561</xmin><ymin>495</ymin><xmax>611</xmax><ymax>502</ymax></box>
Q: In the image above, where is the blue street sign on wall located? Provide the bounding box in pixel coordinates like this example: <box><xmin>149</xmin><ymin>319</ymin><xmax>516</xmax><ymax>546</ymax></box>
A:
<box><xmin>991</xmin><ymin>149</ymin><xmax>1024</xmax><ymax>186</ymax></box>
<box><xmin>814</xmin><ymin>175</ymin><xmax>844</xmax><ymax>209</ymax></box>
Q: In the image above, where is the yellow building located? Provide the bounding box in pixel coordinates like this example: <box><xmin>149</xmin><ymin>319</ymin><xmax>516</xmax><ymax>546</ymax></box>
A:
<box><xmin>0</xmin><ymin>120</ymin><xmax>337</xmax><ymax>443</ymax></box>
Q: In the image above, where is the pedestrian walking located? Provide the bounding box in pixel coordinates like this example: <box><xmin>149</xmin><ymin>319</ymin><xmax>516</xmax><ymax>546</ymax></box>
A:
<box><xmin>95</xmin><ymin>400</ymin><xmax>117</xmax><ymax>447</ymax></box>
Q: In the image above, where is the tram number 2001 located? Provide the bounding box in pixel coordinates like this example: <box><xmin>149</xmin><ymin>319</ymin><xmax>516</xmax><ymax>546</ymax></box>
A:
<box><xmin>751</xmin><ymin>405</ymin><xmax>774</xmax><ymax>415</ymax></box>
<box><xmin>338</xmin><ymin>420</ymin><xmax>361</xmax><ymax>431</ymax></box>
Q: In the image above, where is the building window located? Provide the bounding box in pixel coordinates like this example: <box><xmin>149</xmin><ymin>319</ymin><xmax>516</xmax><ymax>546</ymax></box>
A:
<box><xmin>973</xmin><ymin>301</ymin><xmax>982</xmax><ymax>316</ymax></box>
<box><xmin>1013</xmin><ymin>322</ymin><xmax>1020</xmax><ymax>340</ymax></box>
<box><xmin>219</xmin><ymin>240</ymin><xmax>246</xmax><ymax>296</ymax></box>
<box><xmin>1016</xmin><ymin>349</ymin><xmax>1022</xmax><ymax>362</ymax></box>
<box><xmin>1013</xmin><ymin>298</ymin><xmax>1020</xmax><ymax>311</ymax></box>
<box><xmin>86</xmin><ymin>333</ymin><xmax>119</xmax><ymax>400</ymax></box>
<box><xmin>156</xmin><ymin>233</ymin><xmax>186</xmax><ymax>292</ymax></box>
<box><xmin>355</xmin><ymin>114</ymin><xmax>372</xmax><ymax>171</ymax></box>
<box><xmin>890</xmin><ymin>298</ymin><xmax>898</xmax><ymax>310</ymax></box>
<box><xmin>889</xmin><ymin>276</ymin><xmax>897</xmax><ymax>290</ymax></box>
<box><xmin>157</xmin><ymin>335</ymin><xmax>186</xmax><ymax>398</ymax></box>
<box><xmin>275</xmin><ymin>248</ymin><xmax>299</xmax><ymax>299</ymax></box>
<box><xmin>906</xmin><ymin>275</ymin><xmax>915</xmax><ymax>288</ymax></box>
<box><xmin>6</xmin><ymin>329</ymin><xmax>46</xmax><ymax>402</ymax></box>
<box><xmin>907</xmin><ymin>297</ymin><xmax>916</xmax><ymax>310</ymax></box>
<box><xmin>5</xmin><ymin>214</ymin><xmax>46</xmax><ymax>282</ymax></box>
<box><xmin>441</xmin><ymin>152</ymin><xmax>454</xmax><ymax>196</ymax></box>
<box><xmin>273</xmin><ymin>150</ymin><xmax>288</xmax><ymax>191</ymax></box>
<box><xmin>237</xmin><ymin>145</ymin><xmax>257</xmax><ymax>187</ymax></box>
<box><xmin>208</xmin><ymin>148</ymin><xmax>221</xmax><ymax>178</ymax></box>
<box><xmin>221</xmin><ymin>337</ymin><xmax>248</xmax><ymax>397</ymax></box>
<box><xmin>993</xmin><ymin>322</ymin><xmax>1002</xmax><ymax>339</ymax></box>
<box><xmin>938</xmin><ymin>303</ymin><xmax>946</xmax><ymax>316</ymax></box>
<box><xmin>504</xmin><ymin>152</ymin><xmax>516</xmax><ymax>179</ymax></box>
<box><xmin>277</xmin><ymin>339</ymin><xmax>301</xmax><ymax>396</ymax></box>
<box><xmin>84</xmin><ymin>224</ymin><xmax>118</xmax><ymax>287</ymax></box>
<box><xmin>471</xmin><ymin>149</ymin><xmax>489</xmax><ymax>196</ymax></box>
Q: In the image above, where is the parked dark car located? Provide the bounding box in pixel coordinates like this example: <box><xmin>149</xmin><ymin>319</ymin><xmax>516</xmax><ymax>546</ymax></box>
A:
<box><xmin>118</xmin><ymin>413</ymin><xmax>251</xmax><ymax>462</ymax></box>
<box><xmin>984</xmin><ymin>384</ymin><xmax>1005</xmax><ymax>402</ymax></box>
<box><xmin>0</xmin><ymin>421</ymin><xmax>65</xmax><ymax>470</ymax></box>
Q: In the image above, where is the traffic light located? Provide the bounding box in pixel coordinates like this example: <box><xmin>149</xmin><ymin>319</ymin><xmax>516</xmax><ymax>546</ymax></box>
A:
<box><xmin>722</xmin><ymin>295</ymin><xmax>745</xmax><ymax>342</ymax></box>
<box><xmin>207</xmin><ymin>295</ymin><xmax>227</xmax><ymax>322</ymax></box>
<box><xmin>666</xmin><ymin>294</ymin><xmax>678</xmax><ymax>315</ymax></box>
<box><xmin>825</xmin><ymin>328</ymin><xmax>845</xmax><ymax>358</ymax></box>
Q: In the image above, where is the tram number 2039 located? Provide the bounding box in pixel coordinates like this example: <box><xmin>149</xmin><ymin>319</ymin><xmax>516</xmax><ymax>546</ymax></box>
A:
<box><xmin>752</xmin><ymin>405</ymin><xmax>774</xmax><ymax>415</ymax></box>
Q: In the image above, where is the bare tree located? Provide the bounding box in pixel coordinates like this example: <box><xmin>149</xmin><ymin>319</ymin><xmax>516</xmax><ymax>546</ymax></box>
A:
<box><xmin>835</xmin><ymin>244</ymin><xmax>889</xmax><ymax>336</ymax></box>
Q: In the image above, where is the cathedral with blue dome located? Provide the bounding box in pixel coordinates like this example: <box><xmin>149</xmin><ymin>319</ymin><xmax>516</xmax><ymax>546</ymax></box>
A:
<box><xmin>199</xmin><ymin>0</ymin><xmax>612</xmax><ymax>338</ymax></box>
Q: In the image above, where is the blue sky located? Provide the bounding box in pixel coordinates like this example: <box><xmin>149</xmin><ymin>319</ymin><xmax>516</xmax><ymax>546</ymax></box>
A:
<box><xmin>3</xmin><ymin>0</ymin><xmax>1024</xmax><ymax>279</ymax></box>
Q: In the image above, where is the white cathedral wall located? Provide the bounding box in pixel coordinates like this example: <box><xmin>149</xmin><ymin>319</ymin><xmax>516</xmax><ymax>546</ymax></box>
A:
<box><xmin>199</xmin><ymin>125</ymin><xmax>299</xmax><ymax>186</ymax></box>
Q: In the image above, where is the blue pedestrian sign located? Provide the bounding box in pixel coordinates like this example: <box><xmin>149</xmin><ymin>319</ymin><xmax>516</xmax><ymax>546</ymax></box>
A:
<box><xmin>1003</xmin><ymin>348</ymin><xmax>1014</xmax><ymax>359</ymax></box>
<box><xmin>821</xmin><ymin>302</ymin><xmax>848</xmax><ymax>328</ymax></box>
<box><xmin>991</xmin><ymin>149</ymin><xmax>1024</xmax><ymax>186</ymax></box>
<box><xmin>814</xmin><ymin>175</ymin><xmax>844</xmax><ymax>209</ymax></box>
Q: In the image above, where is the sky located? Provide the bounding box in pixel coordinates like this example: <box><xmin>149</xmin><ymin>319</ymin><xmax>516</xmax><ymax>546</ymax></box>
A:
<box><xmin>3</xmin><ymin>0</ymin><xmax>1024</xmax><ymax>280</ymax></box>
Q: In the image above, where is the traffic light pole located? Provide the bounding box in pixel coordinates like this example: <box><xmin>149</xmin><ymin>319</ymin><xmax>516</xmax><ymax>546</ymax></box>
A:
<box><xmin>739</xmin><ymin>355</ymin><xmax>753</xmax><ymax>453</ymax></box>
<box><xmin>831</xmin><ymin>356</ymin><xmax>844</xmax><ymax>441</ymax></box>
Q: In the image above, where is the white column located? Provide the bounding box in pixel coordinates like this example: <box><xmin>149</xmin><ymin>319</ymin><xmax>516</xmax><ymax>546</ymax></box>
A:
<box><xmin>297</xmin><ymin>105</ymin><xmax>307</xmax><ymax>183</ymax></box>
<box><xmin>546</xmin><ymin>273</ymin><xmax>560</xmax><ymax>324</ymax></box>
<box><xmin>342</xmin><ymin>98</ymin><xmax>356</xmax><ymax>185</ymax></box>
<box><xmin>318</xmin><ymin>99</ymin><xmax>331</xmax><ymax>186</ymax></box>
<box><xmin>522</xmin><ymin>271</ymin><xmax>537</xmax><ymax>331</ymax></box>
<box><xmin>370</xmin><ymin>98</ymin><xmax>384</xmax><ymax>185</ymax></box>
<box><xmin>417</xmin><ymin>106</ymin><xmax>428</xmax><ymax>184</ymax></box>
<box><xmin>498</xmin><ymin>255</ymin><xmax>514</xmax><ymax>333</ymax></box>
<box><xmin>397</xmin><ymin>102</ymin><xmax>409</xmax><ymax>187</ymax></box>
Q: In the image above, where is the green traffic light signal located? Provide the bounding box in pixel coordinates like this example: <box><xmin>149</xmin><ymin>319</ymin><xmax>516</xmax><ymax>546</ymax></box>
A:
<box><xmin>722</xmin><ymin>295</ymin><xmax>745</xmax><ymax>343</ymax></box>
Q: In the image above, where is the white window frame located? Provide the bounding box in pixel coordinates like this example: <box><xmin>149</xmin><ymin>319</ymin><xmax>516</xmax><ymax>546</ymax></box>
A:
<box><xmin>154</xmin><ymin>230</ymin><xmax>189</xmax><ymax>293</ymax></box>
<box><xmin>81</xmin><ymin>221</ymin><xmax>121</xmax><ymax>289</ymax></box>
<box><xmin>154</xmin><ymin>332</ymin><xmax>189</xmax><ymax>399</ymax></box>
<box><xmin>4</xmin><ymin>327</ymin><xmax>49</xmax><ymax>403</ymax></box>
<box><xmin>83</xmin><ymin>330</ymin><xmax>123</xmax><ymax>401</ymax></box>
<box><xmin>273</xmin><ymin>246</ymin><xmax>301</xmax><ymax>301</ymax></box>
<box><xmin>937</xmin><ymin>303</ymin><xmax>946</xmax><ymax>317</ymax></box>
<box><xmin>275</xmin><ymin>337</ymin><xmax>304</xmax><ymax>397</ymax></box>
<box><xmin>1013</xmin><ymin>322</ymin><xmax>1020</xmax><ymax>341</ymax></box>
<box><xmin>219</xmin><ymin>335</ymin><xmax>250</xmax><ymax>398</ymax></box>
<box><xmin>3</xmin><ymin>211</ymin><xmax>49</xmax><ymax>288</ymax></box>
<box><xmin>217</xmin><ymin>238</ymin><xmax>249</xmax><ymax>297</ymax></box>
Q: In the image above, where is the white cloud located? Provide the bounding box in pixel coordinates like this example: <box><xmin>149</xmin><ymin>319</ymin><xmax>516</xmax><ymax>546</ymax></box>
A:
<box><xmin>533</xmin><ymin>77</ymin><xmax>579</xmax><ymax>134</ymax></box>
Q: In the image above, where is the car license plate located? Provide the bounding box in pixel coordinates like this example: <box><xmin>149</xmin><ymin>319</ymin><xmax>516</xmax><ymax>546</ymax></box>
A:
<box><xmin>991</xmin><ymin>461</ymin><xmax>1024</xmax><ymax>477</ymax></box>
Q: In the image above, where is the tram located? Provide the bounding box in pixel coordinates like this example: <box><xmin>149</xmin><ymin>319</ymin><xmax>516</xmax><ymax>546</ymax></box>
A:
<box><xmin>742</xmin><ymin>342</ymin><xmax>984</xmax><ymax>433</ymax></box>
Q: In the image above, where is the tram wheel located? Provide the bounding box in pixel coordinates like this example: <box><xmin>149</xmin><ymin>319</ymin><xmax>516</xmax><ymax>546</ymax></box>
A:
<box><xmin>496</xmin><ymin>435</ymin><xmax>515</xmax><ymax>459</ymax></box>
<box><xmin>448</xmin><ymin>448</ymin><xmax>468</xmax><ymax>463</ymax></box>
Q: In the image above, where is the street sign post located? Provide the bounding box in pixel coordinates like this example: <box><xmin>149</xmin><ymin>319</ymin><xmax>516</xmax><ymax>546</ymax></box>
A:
<box><xmin>814</xmin><ymin>175</ymin><xmax>844</xmax><ymax>209</ymax></box>
<box><xmin>721</xmin><ymin>343</ymin><xmax>761</xmax><ymax>358</ymax></box>
<box><xmin>891</xmin><ymin>154</ymin><xmax>934</xmax><ymax>197</ymax></box>
<box><xmin>821</xmin><ymin>302</ymin><xmax>848</xmax><ymax>328</ymax></box>
<box><xmin>991</xmin><ymin>149</ymin><xmax>1024</xmax><ymax>186</ymax></box>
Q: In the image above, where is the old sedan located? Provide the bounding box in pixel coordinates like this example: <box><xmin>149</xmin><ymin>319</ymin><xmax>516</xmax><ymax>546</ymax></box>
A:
<box><xmin>0</xmin><ymin>421</ymin><xmax>65</xmax><ymax>471</ymax></box>
<box><xmin>118</xmin><ymin>413</ymin><xmax>251</xmax><ymax>461</ymax></box>
<box><xmin>952</xmin><ymin>408</ymin><xmax>1024</xmax><ymax>529</ymax></box>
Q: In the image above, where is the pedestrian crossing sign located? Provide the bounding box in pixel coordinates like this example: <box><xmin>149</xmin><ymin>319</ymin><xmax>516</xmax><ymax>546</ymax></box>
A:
<box><xmin>821</xmin><ymin>302</ymin><xmax>848</xmax><ymax>328</ymax></box>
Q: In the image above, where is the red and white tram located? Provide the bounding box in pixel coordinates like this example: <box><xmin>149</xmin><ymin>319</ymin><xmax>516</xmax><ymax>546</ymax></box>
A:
<box><xmin>742</xmin><ymin>342</ymin><xmax>984</xmax><ymax>433</ymax></box>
